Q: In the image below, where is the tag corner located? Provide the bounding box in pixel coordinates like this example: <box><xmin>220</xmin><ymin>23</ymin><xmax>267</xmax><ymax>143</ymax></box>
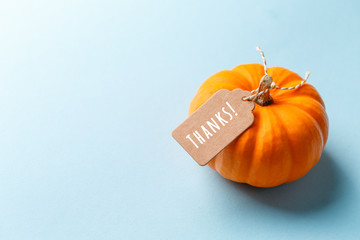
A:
<box><xmin>171</xmin><ymin>129</ymin><xmax>176</xmax><ymax>138</ymax></box>
<box><xmin>198</xmin><ymin>161</ymin><xmax>208</xmax><ymax>167</ymax></box>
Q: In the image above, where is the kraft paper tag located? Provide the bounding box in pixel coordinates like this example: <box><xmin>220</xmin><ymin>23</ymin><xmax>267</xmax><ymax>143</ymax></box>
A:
<box><xmin>172</xmin><ymin>89</ymin><xmax>255</xmax><ymax>166</ymax></box>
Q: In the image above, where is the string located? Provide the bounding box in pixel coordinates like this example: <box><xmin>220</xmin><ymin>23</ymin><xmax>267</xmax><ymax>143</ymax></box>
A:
<box><xmin>242</xmin><ymin>47</ymin><xmax>311</xmax><ymax>101</ymax></box>
<box><xmin>256</xmin><ymin>46</ymin><xmax>268</xmax><ymax>76</ymax></box>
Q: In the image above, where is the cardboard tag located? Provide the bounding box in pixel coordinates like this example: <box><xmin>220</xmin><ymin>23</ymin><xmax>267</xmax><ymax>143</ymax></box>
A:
<box><xmin>172</xmin><ymin>89</ymin><xmax>255</xmax><ymax>166</ymax></box>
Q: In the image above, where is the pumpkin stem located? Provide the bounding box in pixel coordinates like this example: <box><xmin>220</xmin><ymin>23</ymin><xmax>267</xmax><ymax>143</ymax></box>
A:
<box><xmin>254</xmin><ymin>75</ymin><xmax>273</xmax><ymax>106</ymax></box>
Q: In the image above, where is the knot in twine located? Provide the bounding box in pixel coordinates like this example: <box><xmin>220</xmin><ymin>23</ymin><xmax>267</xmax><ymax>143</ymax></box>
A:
<box><xmin>242</xmin><ymin>47</ymin><xmax>311</xmax><ymax>102</ymax></box>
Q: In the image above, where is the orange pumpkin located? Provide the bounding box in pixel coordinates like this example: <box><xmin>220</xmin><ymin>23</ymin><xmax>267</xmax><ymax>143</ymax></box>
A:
<box><xmin>189</xmin><ymin>63</ymin><xmax>329</xmax><ymax>187</ymax></box>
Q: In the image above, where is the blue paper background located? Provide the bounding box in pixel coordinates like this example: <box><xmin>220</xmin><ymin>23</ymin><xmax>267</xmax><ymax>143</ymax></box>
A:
<box><xmin>0</xmin><ymin>0</ymin><xmax>359</xmax><ymax>239</ymax></box>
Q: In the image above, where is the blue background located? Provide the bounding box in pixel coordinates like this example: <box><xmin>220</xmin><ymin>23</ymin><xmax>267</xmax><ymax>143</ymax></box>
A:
<box><xmin>0</xmin><ymin>0</ymin><xmax>359</xmax><ymax>239</ymax></box>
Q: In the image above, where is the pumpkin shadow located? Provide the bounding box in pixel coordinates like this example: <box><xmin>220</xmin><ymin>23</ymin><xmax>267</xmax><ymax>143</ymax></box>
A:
<box><xmin>226</xmin><ymin>151</ymin><xmax>340</xmax><ymax>212</ymax></box>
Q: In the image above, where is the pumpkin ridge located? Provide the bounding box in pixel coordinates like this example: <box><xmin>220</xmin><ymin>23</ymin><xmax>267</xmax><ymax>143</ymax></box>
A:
<box><xmin>226</xmin><ymin>141</ymin><xmax>238</xmax><ymax>179</ymax></box>
<box><xmin>288</xmin><ymin>93</ymin><xmax>326</xmax><ymax>111</ymax></box>
<box><xmin>261</xmin><ymin>106</ymin><xmax>280</xmax><ymax>186</ymax></box>
<box><xmin>268</xmin><ymin>67</ymin><xmax>303</xmax><ymax>87</ymax></box>
<box><xmin>282</xmin><ymin>94</ymin><xmax>327</xmax><ymax>138</ymax></box>
<box><xmin>271</xmin><ymin>106</ymin><xmax>312</xmax><ymax>183</ymax></box>
<box><xmin>286</xmin><ymin>104</ymin><xmax>324</xmax><ymax>176</ymax></box>
<box><xmin>234</xmin><ymin>121</ymin><xmax>258</xmax><ymax>183</ymax></box>
<box><xmin>288</xmin><ymin>102</ymin><xmax>326</xmax><ymax>149</ymax></box>
<box><xmin>274</xmin><ymin>85</ymin><xmax>325</xmax><ymax>107</ymax></box>
<box><xmin>231</xmin><ymin>64</ymin><xmax>265</xmax><ymax>90</ymax></box>
<box><xmin>229</xmin><ymin>68</ymin><xmax>256</xmax><ymax>91</ymax></box>
<box><xmin>271</xmin><ymin>106</ymin><xmax>295</xmax><ymax>184</ymax></box>
<box><xmin>245</xmin><ymin>107</ymin><xmax>269</xmax><ymax>186</ymax></box>
<box><xmin>243</xmin><ymin>111</ymin><xmax>260</xmax><ymax>184</ymax></box>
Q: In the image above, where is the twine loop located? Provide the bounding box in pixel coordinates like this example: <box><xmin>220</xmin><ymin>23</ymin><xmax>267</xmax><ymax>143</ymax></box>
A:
<box><xmin>242</xmin><ymin>47</ymin><xmax>310</xmax><ymax>101</ymax></box>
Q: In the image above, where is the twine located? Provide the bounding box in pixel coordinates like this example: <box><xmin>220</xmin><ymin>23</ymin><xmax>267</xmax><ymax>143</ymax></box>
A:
<box><xmin>256</xmin><ymin>46</ymin><xmax>268</xmax><ymax>76</ymax></box>
<box><xmin>242</xmin><ymin>47</ymin><xmax>310</xmax><ymax>101</ymax></box>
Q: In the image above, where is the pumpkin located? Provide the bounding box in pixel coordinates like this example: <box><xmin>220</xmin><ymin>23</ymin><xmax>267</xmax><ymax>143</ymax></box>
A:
<box><xmin>189</xmin><ymin>63</ymin><xmax>329</xmax><ymax>187</ymax></box>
